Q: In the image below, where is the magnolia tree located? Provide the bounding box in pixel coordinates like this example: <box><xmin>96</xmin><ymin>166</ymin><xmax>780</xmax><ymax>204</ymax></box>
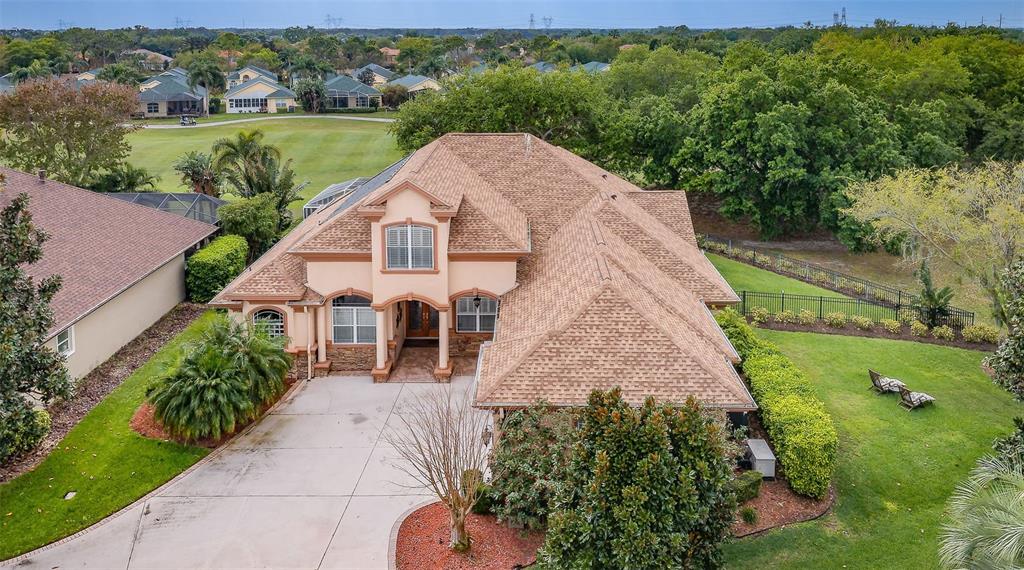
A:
<box><xmin>844</xmin><ymin>161</ymin><xmax>1024</xmax><ymax>325</ymax></box>
<box><xmin>385</xmin><ymin>387</ymin><xmax>489</xmax><ymax>552</ymax></box>
<box><xmin>988</xmin><ymin>260</ymin><xmax>1024</xmax><ymax>399</ymax></box>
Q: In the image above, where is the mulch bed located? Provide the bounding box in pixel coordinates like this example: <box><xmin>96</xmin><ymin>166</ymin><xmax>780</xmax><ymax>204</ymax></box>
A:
<box><xmin>395</xmin><ymin>502</ymin><xmax>545</xmax><ymax>570</ymax></box>
<box><xmin>732</xmin><ymin>480</ymin><xmax>834</xmax><ymax>537</ymax></box>
<box><xmin>0</xmin><ymin>303</ymin><xmax>206</xmax><ymax>483</ymax></box>
<box><xmin>754</xmin><ymin>319</ymin><xmax>997</xmax><ymax>351</ymax></box>
<box><xmin>129</xmin><ymin>379</ymin><xmax>295</xmax><ymax>448</ymax></box>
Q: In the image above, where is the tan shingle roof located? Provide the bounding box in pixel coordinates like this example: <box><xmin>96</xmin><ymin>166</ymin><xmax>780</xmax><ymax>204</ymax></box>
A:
<box><xmin>213</xmin><ymin>134</ymin><xmax>751</xmax><ymax>410</ymax></box>
<box><xmin>1</xmin><ymin>168</ymin><xmax>216</xmax><ymax>338</ymax></box>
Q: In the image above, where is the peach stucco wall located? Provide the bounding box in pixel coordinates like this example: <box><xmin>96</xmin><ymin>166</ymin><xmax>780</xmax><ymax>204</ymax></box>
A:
<box><xmin>370</xmin><ymin>189</ymin><xmax>451</xmax><ymax>308</ymax></box>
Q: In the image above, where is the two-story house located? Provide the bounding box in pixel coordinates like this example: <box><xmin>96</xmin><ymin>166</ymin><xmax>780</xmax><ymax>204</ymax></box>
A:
<box><xmin>211</xmin><ymin>134</ymin><xmax>756</xmax><ymax>415</ymax></box>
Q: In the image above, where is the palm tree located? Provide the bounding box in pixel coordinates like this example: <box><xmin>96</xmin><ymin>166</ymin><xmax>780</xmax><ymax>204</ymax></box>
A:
<box><xmin>186</xmin><ymin>59</ymin><xmax>226</xmax><ymax>117</ymax></box>
<box><xmin>915</xmin><ymin>261</ymin><xmax>955</xmax><ymax>327</ymax></box>
<box><xmin>212</xmin><ymin>129</ymin><xmax>282</xmax><ymax>196</ymax></box>
<box><xmin>172</xmin><ymin>151</ymin><xmax>220</xmax><ymax>196</ymax></box>
<box><xmin>86</xmin><ymin>164</ymin><xmax>159</xmax><ymax>193</ymax></box>
<box><xmin>10</xmin><ymin>59</ymin><xmax>54</xmax><ymax>83</ymax></box>
<box><xmin>939</xmin><ymin>454</ymin><xmax>1024</xmax><ymax>569</ymax></box>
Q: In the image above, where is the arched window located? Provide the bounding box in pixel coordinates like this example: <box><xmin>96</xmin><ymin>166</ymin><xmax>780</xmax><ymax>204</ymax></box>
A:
<box><xmin>456</xmin><ymin>295</ymin><xmax>498</xmax><ymax>333</ymax></box>
<box><xmin>252</xmin><ymin>309</ymin><xmax>285</xmax><ymax>338</ymax></box>
<box><xmin>332</xmin><ymin>295</ymin><xmax>375</xmax><ymax>344</ymax></box>
<box><xmin>386</xmin><ymin>224</ymin><xmax>434</xmax><ymax>270</ymax></box>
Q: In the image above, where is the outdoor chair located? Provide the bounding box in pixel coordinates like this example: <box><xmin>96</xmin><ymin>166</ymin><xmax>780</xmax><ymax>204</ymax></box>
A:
<box><xmin>897</xmin><ymin>385</ymin><xmax>935</xmax><ymax>411</ymax></box>
<box><xmin>868</xmin><ymin>369</ymin><xmax>905</xmax><ymax>395</ymax></box>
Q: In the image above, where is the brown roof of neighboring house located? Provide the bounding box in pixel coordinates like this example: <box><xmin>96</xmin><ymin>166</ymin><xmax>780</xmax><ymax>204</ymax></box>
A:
<box><xmin>1</xmin><ymin>168</ymin><xmax>217</xmax><ymax>339</ymax></box>
<box><xmin>211</xmin><ymin>134</ymin><xmax>750</xmax><ymax>410</ymax></box>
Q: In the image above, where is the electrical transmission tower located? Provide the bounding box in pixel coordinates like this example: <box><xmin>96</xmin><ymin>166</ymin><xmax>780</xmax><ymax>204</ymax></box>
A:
<box><xmin>832</xmin><ymin>7</ymin><xmax>847</xmax><ymax>26</ymax></box>
<box><xmin>324</xmin><ymin>14</ymin><xmax>342</xmax><ymax>28</ymax></box>
<box><xmin>174</xmin><ymin>16</ymin><xmax>192</xmax><ymax>29</ymax></box>
<box><xmin>57</xmin><ymin>19</ymin><xmax>73</xmax><ymax>30</ymax></box>
<box><xmin>529</xmin><ymin>13</ymin><xmax>535</xmax><ymax>29</ymax></box>
<box><xmin>542</xmin><ymin>16</ymin><xmax>553</xmax><ymax>30</ymax></box>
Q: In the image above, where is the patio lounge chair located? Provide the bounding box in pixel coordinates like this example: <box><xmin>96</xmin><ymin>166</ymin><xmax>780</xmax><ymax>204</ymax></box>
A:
<box><xmin>897</xmin><ymin>385</ymin><xmax>935</xmax><ymax>411</ymax></box>
<box><xmin>868</xmin><ymin>369</ymin><xmax>905</xmax><ymax>394</ymax></box>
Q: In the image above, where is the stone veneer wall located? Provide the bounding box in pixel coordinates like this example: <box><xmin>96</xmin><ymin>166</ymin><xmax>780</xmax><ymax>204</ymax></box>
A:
<box><xmin>326</xmin><ymin>344</ymin><xmax>376</xmax><ymax>372</ymax></box>
<box><xmin>287</xmin><ymin>349</ymin><xmax>311</xmax><ymax>380</ymax></box>
<box><xmin>450</xmin><ymin>331</ymin><xmax>492</xmax><ymax>357</ymax></box>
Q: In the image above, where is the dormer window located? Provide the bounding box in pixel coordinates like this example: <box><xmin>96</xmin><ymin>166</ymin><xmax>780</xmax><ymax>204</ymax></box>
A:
<box><xmin>386</xmin><ymin>224</ymin><xmax>434</xmax><ymax>270</ymax></box>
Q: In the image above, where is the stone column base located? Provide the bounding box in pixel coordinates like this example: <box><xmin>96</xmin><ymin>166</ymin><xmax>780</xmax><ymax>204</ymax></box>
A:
<box><xmin>433</xmin><ymin>362</ymin><xmax>453</xmax><ymax>382</ymax></box>
<box><xmin>313</xmin><ymin>360</ymin><xmax>332</xmax><ymax>378</ymax></box>
<box><xmin>371</xmin><ymin>359</ymin><xmax>393</xmax><ymax>383</ymax></box>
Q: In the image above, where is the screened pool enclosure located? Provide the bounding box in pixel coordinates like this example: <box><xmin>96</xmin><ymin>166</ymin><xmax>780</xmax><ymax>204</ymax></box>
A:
<box><xmin>108</xmin><ymin>193</ymin><xmax>225</xmax><ymax>225</ymax></box>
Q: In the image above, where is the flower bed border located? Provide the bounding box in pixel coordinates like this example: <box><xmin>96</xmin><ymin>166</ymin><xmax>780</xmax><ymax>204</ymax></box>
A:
<box><xmin>753</xmin><ymin>318</ymin><xmax>997</xmax><ymax>351</ymax></box>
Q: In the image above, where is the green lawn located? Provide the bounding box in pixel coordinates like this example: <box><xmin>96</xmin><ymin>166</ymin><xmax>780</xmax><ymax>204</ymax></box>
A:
<box><xmin>126</xmin><ymin>117</ymin><xmax>403</xmax><ymax>211</ymax></box>
<box><xmin>134</xmin><ymin>110</ymin><xmax>397</xmax><ymax>125</ymax></box>
<box><xmin>723</xmin><ymin>330</ymin><xmax>1021</xmax><ymax>568</ymax></box>
<box><xmin>0</xmin><ymin>311</ymin><xmax>217</xmax><ymax>561</ymax></box>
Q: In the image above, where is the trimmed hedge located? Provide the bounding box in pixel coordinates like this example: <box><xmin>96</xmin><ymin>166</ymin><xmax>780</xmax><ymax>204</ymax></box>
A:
<box><xmin>186</xmin><ymin>235</ymin><xmax>248</xmax><ymax>303</ymax></box>
<box><xmin>715</xmin><ymin>308</ymin><xmax>838</xmax><ymax>499</ymax></box>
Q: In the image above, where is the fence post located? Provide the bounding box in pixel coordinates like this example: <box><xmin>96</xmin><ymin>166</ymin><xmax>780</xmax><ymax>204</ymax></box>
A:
<box><xmin>818</xmin><ymin>296</ymin><xmax>824</xmax><ymax>320</ymax></box>
<box><xmin>781</xmin><ymin>291</ymin><xmax>785</xmax><ymax>312</ymax></box>
<box><xmin>742</xmin><ymin>290</ymin><xmax>747</xmax><ymax>315</ymax></box>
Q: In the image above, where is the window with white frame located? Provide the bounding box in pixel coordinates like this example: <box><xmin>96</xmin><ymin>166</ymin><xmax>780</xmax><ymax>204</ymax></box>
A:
<box><xmin>56</xmin><ymin>326</ymin><xmax>75</xmax><ymax>356</ymax></box>
<box><xmin>252</xmin><ymin>309</ymin><xmax>285</xmax><ymax>337</ymax></box>
<box><xmin>146</xmin><ymin>102</ymin><xmax>159</xmax><ymax>113</ymax></box>
<box><xmin>456</xmin><ymin>296</ymin><xmax>497</xmax><ymax>333</ymax></box>
<box><xmin>332</xmin><ymin>296</ymin><xmax>375</xmax><ymax>343</ymax></box>
<box><xmin>385</xmin><ymin>224</ymin><xmax>433</xmax><ymax>270</ymax></box>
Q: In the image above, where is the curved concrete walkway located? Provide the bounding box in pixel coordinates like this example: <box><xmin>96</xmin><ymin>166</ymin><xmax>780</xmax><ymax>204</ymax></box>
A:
<box><xmin>143</xmin><ymin>114</ymin><xmax>395</xmax><ymax>129</ymax></box>
<box><xmin>3</xmin><ymin>376</ymin><xmax>472</xmax><ymax>569</ymax></box>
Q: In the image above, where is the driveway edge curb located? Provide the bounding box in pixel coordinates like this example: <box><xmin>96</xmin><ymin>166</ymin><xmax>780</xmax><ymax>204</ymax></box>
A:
<box><xmin>387</xmin><ymin>498</ymin><xmax>437</xmax><ymax>570</ymax></box>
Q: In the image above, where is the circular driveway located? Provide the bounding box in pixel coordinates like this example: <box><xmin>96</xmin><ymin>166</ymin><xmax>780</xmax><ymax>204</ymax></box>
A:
<box><xmin>4</xmin><ymin>376</ymin><xmax>474</xmax><ymax>569</ymax></box>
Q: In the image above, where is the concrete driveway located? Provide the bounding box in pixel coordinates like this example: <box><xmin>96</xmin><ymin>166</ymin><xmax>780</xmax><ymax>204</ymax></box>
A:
<box><xmin>7</xmin><ymin>376</ymin><xmax>475</xmax><ymax>570</ymax></box>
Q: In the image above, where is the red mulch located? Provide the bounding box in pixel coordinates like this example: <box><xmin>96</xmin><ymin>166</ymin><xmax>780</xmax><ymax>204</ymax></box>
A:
<box><xmin>396</xmin><ymin>502</ymin><xmax>544</xmax><ymax>570</ymax></box>
<box><xmin>732</xmin><ymin>480</ymin><xmax>834</xmax><ymax>537</ymax></box>
<box><xmin>130</xmin><ymin>403</ymin><xmax>171</xmax><ymax>441</ymax></box>
<box><xmin>0</xmin><ymin>303</ymin><xmax>206</xmax><ymax>482</ymax></box>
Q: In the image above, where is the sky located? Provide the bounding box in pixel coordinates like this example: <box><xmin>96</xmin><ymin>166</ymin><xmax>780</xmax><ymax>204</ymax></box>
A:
<box><xmin>0</xmin><ymin>0</ymin><xmax>1021</xmax><ymax>30</ymax></box>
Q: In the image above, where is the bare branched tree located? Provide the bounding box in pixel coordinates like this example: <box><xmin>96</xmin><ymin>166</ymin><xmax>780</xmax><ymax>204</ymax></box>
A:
<box><xmin>384</xmin><ymin>386</ymin><xmax>489</xmax><ymax>552</ymax></box>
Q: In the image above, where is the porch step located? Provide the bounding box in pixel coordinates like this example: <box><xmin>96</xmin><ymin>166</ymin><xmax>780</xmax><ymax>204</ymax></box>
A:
<box><xmin>403</xmin><ymin>338</ymin><xmax>439</xmax><ymax>348</ymax></box>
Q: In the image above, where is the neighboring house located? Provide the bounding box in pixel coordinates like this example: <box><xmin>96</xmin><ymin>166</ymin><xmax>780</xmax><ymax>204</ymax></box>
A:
<box><xmin>379</xmin><ymin>47</ymin><xmax>400</xmax><ymax>66</ymax></box>
<box><xmin>303</xmin><ymin>178</ymin><xmax>369</xmax><ymax>219</ymax></box>
<box><xmin>324</xmin><ymin>74</ymin><xmax>382</xmax><ymax>109</ymax></box>
<box><xmin>224</xmin><ymin>76</ymin><xmax>297</xmax><ymax>114</ymax></box>
<box><xmin>123</xmin><ymin>48</ymin><xmax>173</xmax><ymax>71</ymax></box>
<box><xmin>137</xmin><ymin>68</ymin><xmax>206</xmax><ymax>118</ymax></box>
<box><xmin>0</xmin><ymin>74</ymin><xmax>14</xmax><ymax>93</ymax></box>
<box><xmin>528</xmin><ymin>61</ymin><xmax>557</xmax><ymax>73</ymax></box>
<box><xmin>76</xmin><ymin>67</ymin><xmax>104</xmax><ymax>81</ymax></box>
<box><xmin>108</xmin><ymin>192</ymin><xmax>226</xmax><ymax>225</ymax></box>
<box><xmin>226</xmin><ymin>65</ymin><xmax>278</xmax><ymax>89</ymax></box>
<box><xmin>210</xmin><ymin>133</ymin><xmax>755</xmax><ymax>417</ymax></box>
<box><xmin>571</xmin><ymin>61</ymin><xmax>610</xmax><ymax>73</ymax></box>
<box><xmin>1</xmin><ymin>168</ymin><xmax>217</xmax><ymax>379</ymax></box>
<box><xmin>386</xmin><ymin>74</ymin><xmax>441</xmax><ymax>95</ymax></box>
<box><xmin>351</xmin><ymin>63</ymin><xmax>396</xmax><ymax>86</ymax></box>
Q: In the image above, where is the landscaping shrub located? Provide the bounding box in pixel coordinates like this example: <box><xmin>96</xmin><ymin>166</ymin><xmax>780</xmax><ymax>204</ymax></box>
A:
<box><xmin>740</xmin><ymin>506</ymin><xmax>758</xmax><ymax>524</ymax></box>
<box><xmin>824</xmin><ymin>312</ymin><xmax>847</xmax><ymax>327</ymax></box>
<box><xmin>730</xmin><ymin>469</ymin><xmax>763</xmax><ymax>504</ymax></box>
<box><xmin>218</xmin><ymin>194</ymin><xmax>280</xmax><ymax>261</ymax></box>
<box><xmin>538</xmin><ymin>390</ymin><xmax>735</xmax><ymax>568</ymax></box>
<box><xmin>0</xmin><ymin>404</ymin><xmax>51</xmax><ymax>464</ymax></box>
<box><xmin>489</xmin><ymin>402</ymin><xmax>576</xmax><ymax>530</ymax></box>
<box><xmin>715</xmin><ymin>308</ymin><xmax>763</xmax><ymax>359</ymax></box>
<box><xmin>962</xmin><ymin>324</ymin><xmax>1001</xmax><ymax>344</ymax></box>
<box><xmin>718</xmin><ymin>316</ymin><xmax>838</xmax><ymax>499</ymax></box>
<box><xmin>988</xmin><ymin>260</ymin><xmax>1024</xmax><ymax>399</ymax></box>
<box><xmin>880</xmin><ymin>318</ymin><xmax>902</xmax><ymax>334</ymax></box>
<box><xmin>851</xmin><ymin>315</ymin><xmax>874</xmax><ymax>330</ymax></box>
<box><xmin>852</xmin><ymin>283</ymin><xmax>866</xmax><ymax>295</ymax></box>
<box><xmin>147</xmin><ymin>315</ymin><xmax>291</xmax><ymax>441</ymax></box>
<box><xmin>798</xmin><ymin>309</ymin><xmax>817</xmax><ymax>325</ymax></box>
<box><xmin>750</xmin><ymin>306</ymin><xmax>770</xmax><ymax>324</ymax></box>
<box><xmin>813</xmin><ymin>271</ymin><xmax>830</xmax><ymax>285</ymax></box>
<box><xmin>186</xmin><ymin>235</ymin><xmax>248</xmax><ymax>303</ymax></box>
<box><xmin>775</xmin><ymin>309</ymin><xmax>797</xmax><ymax>324</ymax></box>
<box><xmin>932</xmin><ymin>325</ymin><xmax>955</xmax><ymax>341</ymax></box>
<box><xmin>911</xmin><ymin>321</ymin><xmax>930</xmax><ymax>337</ymax></box>
<box><xmin>993</xmin><ymin>417</ymin><xmax>1024</xmax><ymax>460</ymax></box>
<box><xmin>470</xmin><ymin>482</ymin><xmax>496</xmax><ymax>515</ymax></box>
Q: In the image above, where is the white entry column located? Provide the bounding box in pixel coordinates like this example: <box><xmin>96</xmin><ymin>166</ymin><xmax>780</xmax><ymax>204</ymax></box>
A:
<box><xmin>435</xmin><ymin>309</ymin><xmax>452</xmax><ymax>382</ymax></box>
<box><xmin>375</xmin><ymin>308</ymin><xmax>387</xmax><ymax>370</ymax></box>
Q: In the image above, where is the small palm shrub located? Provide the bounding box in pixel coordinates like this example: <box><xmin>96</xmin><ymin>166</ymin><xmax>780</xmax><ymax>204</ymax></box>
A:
<box><xmin>880</xmin><ymin>319</ymin><xmax>902</xmax><ymax>334</ymax></box>
<box><xmin>823</xmin><ymin>312</ymin><xmax>847</xmax><ymax>328</ymax></box>
<box><xmin>962</xmin><ymin>324</ymin><xmax>1000</xmax><ymax>344</ymax></box>
<box><xmin>932</xmin><ymin>325</ymin><xmax>955</xmax><ymax>341</ymax></box>
<box><xmin>851</xmin><ymin>315</ymin><xmax>874</xmax><ymax>330</ymax></box>
<box><xmin>939</xmin><ymin>455</ymin><xmax>1024</xmax><ymax>569</ymax></box>
<box><xmin>740</xmin><ymin>506</ymin><xmax>758</xmax><ymax>525</ymax></box>
<box><xmin>147</xmin><ymin>315</ymin><xmax>292</xmax><ymax>442</ymax></box>
<box><xmin>798</xmin><ymin>309</ymin><xmax>817</xmax><ymax>325</ymax></box>
<box><xmin>911</xmin><ymin>321</ymin><xmax>930</xmax><ymax>337</ymax></box>
<box><xmin>914</xmin><ymin>261</ymin><xmax>955</xmax><ymax>328</ymax></box>
<box><xmin>775</xmin><ymin>310</ymin><xmax>797</xmax><ymax>324</ymax></box>
<box><xmin>749</xmin><ymin>306</ymin><xmax>770</xmax><ymax>324</ymax></box>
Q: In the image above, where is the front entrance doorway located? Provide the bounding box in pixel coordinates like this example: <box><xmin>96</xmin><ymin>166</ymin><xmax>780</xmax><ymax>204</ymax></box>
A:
<box><xmin>405</xmin><ymin>300</ymin><xmax>439</xmax><ymax>338</ymax></box>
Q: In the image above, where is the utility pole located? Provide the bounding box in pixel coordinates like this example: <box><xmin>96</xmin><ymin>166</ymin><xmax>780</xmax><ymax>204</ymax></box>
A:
<box><xmin>999</xmin><ymin>13</ymin><xmax>1003</xmax><ymax>28</ymax></box>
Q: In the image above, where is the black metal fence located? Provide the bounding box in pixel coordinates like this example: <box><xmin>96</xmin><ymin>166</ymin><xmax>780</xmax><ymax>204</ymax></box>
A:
<box><xmin>738</xmin><ymin>291</ymin><xmax>975</xmax><ymax>329</ymax></box>
<box><xmin>698</xmin><ymin>234</ymin><xmax>976</xmax><ymax>323</ymax></box>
